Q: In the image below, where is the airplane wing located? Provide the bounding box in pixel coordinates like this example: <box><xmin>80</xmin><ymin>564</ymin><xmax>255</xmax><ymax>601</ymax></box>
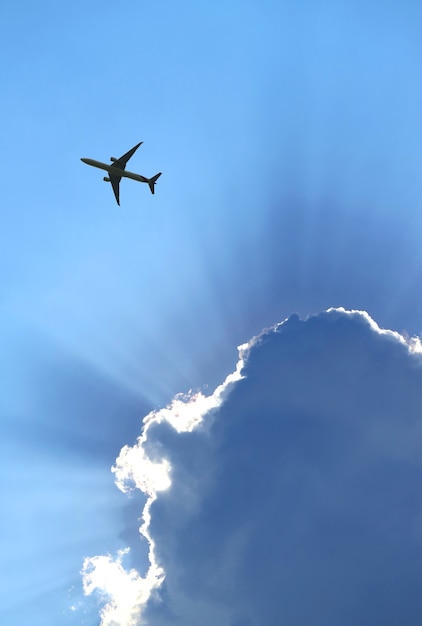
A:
<box><xmin>109</xmin><ymin>174</ymin><xmax>121</xmax><ymax>205</ymax></box>
<box><xmin>112</xmin><ymin>142</ymin><xmax>143</xmax><ymax>170</ymax></box>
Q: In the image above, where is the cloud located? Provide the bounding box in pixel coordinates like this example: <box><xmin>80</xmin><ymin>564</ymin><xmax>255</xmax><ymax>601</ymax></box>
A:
<box><xmin>82</xmin><ymin>548</ymin><xmax>159</xmax><ymax>626</ymax></box>
<box><xmin>81</xmin><ymin>344</ymin><xmax>246</xmax><ymax>624</ymax></box>
<box><xmin>82</xmin><ymin>308</ymin><xmax>422</xmax><ymax>626</ymax></box>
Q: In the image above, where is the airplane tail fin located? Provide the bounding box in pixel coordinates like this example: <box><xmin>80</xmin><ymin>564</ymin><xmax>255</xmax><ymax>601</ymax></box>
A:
<box><xmin>148</xmin><ymin>172</ymin><xmax>162</xmax><ymax>194</ymax></box>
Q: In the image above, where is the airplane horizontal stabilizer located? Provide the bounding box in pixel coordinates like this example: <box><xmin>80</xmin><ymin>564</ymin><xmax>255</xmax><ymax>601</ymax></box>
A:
<box><xmin>148</xmin><ymin>172</ymin><xmax>162</xmax><ymax>195</ymax></box>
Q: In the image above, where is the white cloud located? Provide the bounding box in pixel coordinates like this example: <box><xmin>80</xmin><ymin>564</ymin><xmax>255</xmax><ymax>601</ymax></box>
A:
<box><xmin>81</xmin><ymin>344</ymin><xmax>246</xmax><ymax>625</ymax></box>
<box><xmin>82</xmin><ymin>548</ymin><xmax>163</xmax><ymax>626</ymax></box>
<box><xmin>82</xmin><ymin>308</ymin><xmax>422</xmax><ymax>626</ymax></box>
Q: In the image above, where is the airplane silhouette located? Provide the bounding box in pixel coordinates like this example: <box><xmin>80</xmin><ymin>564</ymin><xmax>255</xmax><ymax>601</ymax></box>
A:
<box><xmin>81</xmin><ymin>142</ymin><xmax>161</xmax><ymax>205</ymax></box>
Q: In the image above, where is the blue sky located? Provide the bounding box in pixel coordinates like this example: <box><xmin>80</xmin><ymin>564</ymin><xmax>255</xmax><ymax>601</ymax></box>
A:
<box><xmin>1</xmin><ymin>1</ymin><xmax>422</xmax><ymax>625</ymax></box>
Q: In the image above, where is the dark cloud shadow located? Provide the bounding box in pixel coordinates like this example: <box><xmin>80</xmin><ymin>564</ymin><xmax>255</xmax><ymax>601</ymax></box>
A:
<box><xmin>144</xmin><ymin>310</ymin><xmax>422</xmax><ymax>626</ymax></box>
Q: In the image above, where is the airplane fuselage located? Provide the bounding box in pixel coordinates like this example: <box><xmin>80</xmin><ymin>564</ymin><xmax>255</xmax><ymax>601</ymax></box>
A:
<box><xmin>80</xmin><ymin>158</ymin><xmax>149</xmax><ymax>183</ymax></box>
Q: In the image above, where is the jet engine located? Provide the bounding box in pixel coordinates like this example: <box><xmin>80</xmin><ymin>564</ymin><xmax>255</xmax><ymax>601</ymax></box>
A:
<box><xmin>110</xmin><ymin>157</ymin><xmax>117</xmax><ymax>162</ymax></box>
<box><xmin>103</xmin><ymin>177</ymin><xmax>110</xmax><ymax>182</ymax></box>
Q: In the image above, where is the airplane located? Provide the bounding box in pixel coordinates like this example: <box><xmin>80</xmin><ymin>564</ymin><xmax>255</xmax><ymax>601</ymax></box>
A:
<box><xmin>81</xmin><ymin>142</ymin><xmax>161</xmax><ymax>205</ymax></box>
